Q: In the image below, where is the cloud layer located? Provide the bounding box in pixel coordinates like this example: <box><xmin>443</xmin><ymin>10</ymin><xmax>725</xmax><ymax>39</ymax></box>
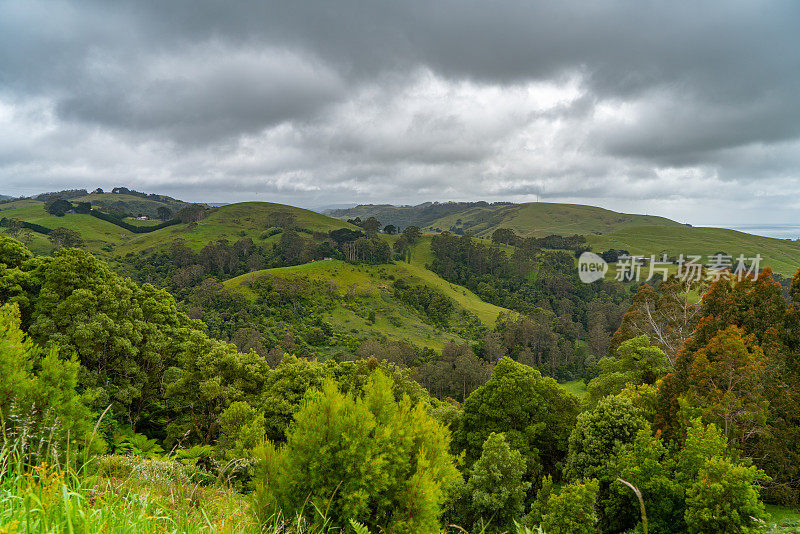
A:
<box><xmin>1</xmin><ymin>0</ymin><xmax>799</xmax><ymax>223</ymax></box>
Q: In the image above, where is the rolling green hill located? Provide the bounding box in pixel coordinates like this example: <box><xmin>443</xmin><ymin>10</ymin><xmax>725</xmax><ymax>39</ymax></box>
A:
<box><xmin>5</xmin><ymin>195</ymin><xmax>800</xmax><ymax>277</ymax></box>
<box><xmin>0</xmin><ymin>201</ymin><xmax>360</xmax><ymax>256</ymax></box>
<box><xmin>331</xmin><ymin>201</ymin><xmax>800</xmax><ymax>276</ymax></box>
<box><xmin>329</xmin><ymin>201</ymin><xmax>681</xmax><ymax>237</ymax></box>
<box><xmin>224</xmin><ymin>257</ymin><xmax>510</xmax><ymax>350</ymax></box>
<box><xmin>72</xmin><ymin>191</ymin><xmax>190</xmax><ymax>218</ymax></box>
<box><xmin>589</xmin><ymin>225</ymin><xmax>800</xmax><ymax>277</ymax></box>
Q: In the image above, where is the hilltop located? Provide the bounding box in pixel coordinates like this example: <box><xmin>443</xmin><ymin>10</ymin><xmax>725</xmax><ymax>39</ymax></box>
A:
<box><xmin>328</xmin><ymin>201</ymin><xmax>681</xmax><ymax>237</ymax></box>
<box><xmin>329</xmin><ymin>201</ymin><xmax>800</xmax><ymax>276</ymax></box>
<box><xmin>3</xmin><ymin>193</ymin><xmax>800</xmax><ymax>276</ymax></box>
<box><xmin>0</xmin><ymin>200</ymin><xmax>359</xmax><ymax>256</ymax></box>
<box><xmin>72</xmin><ymin>190</ymin><xmax>190</xmax><ymax>218</ymax></box>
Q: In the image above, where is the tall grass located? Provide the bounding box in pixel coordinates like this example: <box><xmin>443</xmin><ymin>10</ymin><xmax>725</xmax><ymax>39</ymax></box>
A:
<box><xmin>0</xmin><ymin>415</ymin><xmax>352</xmax><ymax>534</ymax></box>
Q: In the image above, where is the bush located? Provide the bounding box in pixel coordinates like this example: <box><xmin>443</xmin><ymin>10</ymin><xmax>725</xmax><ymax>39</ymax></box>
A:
<box><xmin>540</xmin><ymin>478</ymin><xmax>599</xmax><ymax>534</ymax></box>
<box><xmin>252</xmin><ymin>371</ymin><xmax>459</xmax><ymax>533</ymax></box>
<box><xmin>459</xmin><ymin>432</ymin><xmax>530</xmax><ymax>533</ymax></box>
<box><xmin>684</xmin><ymin>457</ymin><xmax>768</xmax><ymax>534</ymax></box>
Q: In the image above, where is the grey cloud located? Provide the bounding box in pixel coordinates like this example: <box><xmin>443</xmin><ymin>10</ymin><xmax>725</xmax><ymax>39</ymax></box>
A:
<box><xmin>1</xmin><ymin>0</ymin><xmax>800</xmax><ymax>224</ymax></box>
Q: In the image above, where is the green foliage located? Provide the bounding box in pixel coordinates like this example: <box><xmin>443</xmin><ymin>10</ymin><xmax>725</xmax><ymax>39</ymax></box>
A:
<box><xmin>608</xmin><ymin>427</ymin><xmax>684</xmax><ymax>534</ymax></box>
<box><xmin>455</xmin><ymin>357</ymin><xmax>579</xmax><ymax>477</ymax></box>
<box><xmin>429</xmin><ymin>231</ymin><xmax>630</xmax><ymax>379</ymax></box>
<box><xmin>684</xmin><ymin>457</ymin><xmax>768</xmax><ymax>534</ymax></box>
<box><xmin>217</xmin><ymin>401</ymin><xmax>266</xmax><ymax>460</ymax></box>
<box><xmin>165</xmin><ymin>332</ymin><xmax>271</xmax><ymax>444</ymax></box>
<box><xmin>0</xmin><ymin>236</ymin><xmax>34</xmax><ymax>267</ymax></box>
<box><xmin>26</xmin><ymin>248</ymin><xmax>199</xmax><ymax>427</ymax></box>
<box><xmin>540</xmin><ymin>478</ymin><xmax>599</xmax><ymax>534</ymax></box>
<box><xmin>253</xmin><ymin>371</ymin><xmax>459</xmax><ymax>533</ymax></box>
<box><xmin>176</xmin><ymin>444</ymin><xmax>215</xmax><ymax>466</ymax></box>
<box><xmin>461</xmin><ymin>432</ymin><xmax>531</xmax><ymax>533</ymax></box>
<box><xmin>48</xmin><ymin>226</ymin><xmax>84</xmax><ymax>249</ymax></box>
<box><xmin>586</xmin><ymin>335</ymin><xmax>670</xmax><ymax>405</ymax></box>
<box><xmin>393</xmin><ymin>277</ymin><xmax>454</xmax><ymax>326</ymax></box>
<box><xmin>44</xmin><ymin>197</ymin><xmax>73</xmax><ymax>216</ymax></box>
<box><xmin>113</xmin><ymin>430</ymin><xmax>166</xmax><ymax>459</ymax></box>
<box><xmin>565</xmin><ymin>394</ymin><xmax>647</xmax><ymax>481</ymax></box>
<box><xmin>0</xmin><ymin>303</ymin><xmax>96</xmax><ymax>463</ymax></box>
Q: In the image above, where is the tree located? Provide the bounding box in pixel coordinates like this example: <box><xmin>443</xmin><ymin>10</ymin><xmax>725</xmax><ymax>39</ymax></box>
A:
<box><xmin>27</xmin><ymin>248</ymin><xmax>199</xmax><ymax>428</ymax></box>
<box><xmin>684</xmin><ymin>457</ymin><xmax>768</xmax><ymax>534</ymax></box>
<box><xmin>165</xmin><ymin>332</ymin><xmax>271</xmax><ymax>444</ymax></box>
<box><xmin>362</xmin><ymin>216</ymin><xmax>381</xmax><ymax>236</ymax></box>
<box><xmin>491</xmin><ymin>228</ymin><xmax>518</xmax><ymax>246</ymax></box>
<box><xmin>176</xmin><ymin>203</ymin><xmax>208</xmax><ymax>223</ymax></box>
<box><xmin>276</xmin><ymin>229</ymin><xmax>306</xmax><ymax>264</ymax></box>
<box><xmin>0</xmin><ymin>303</ymin><xmax>95</xmax><ymax>462</ymax></box>
<box><xmin>455</xmin><ymin>357</ymin><xmax>579</xmax><ymax>477</ymax></box>
<box><xmin>586</xmin><ymin>335</ymin><xmax>670</xmax><ymax>405</ymax></box>
<box><xmin>2</xmin><ymin>218</ymin><xmax>23</xmax><ymax>238</ymax></box>
<box><xmin>0</xmin><ymin>236</ymin><xmax>33</xmax><ymax>267</ymax></box>
<box><xmin>607</xmin><ymin>427</ymin><xmax>685</xmax><ymax>534</ymax></box>
<box><xmin>682</xmin><ymin>326</ymin><xmax>768</xmax><ymax>447</ymax></box>
<box><xmin>74</xmin><ymin>201</ymin><xmax>91</xmax><ymax>214</ymax></box>
<box><xmin>267</xmin><ymin>210</ymin><xmax>296</xmax><ymax>229</ymax></box>
<box><xmin>216</xmin><ymin>401</ymin><xmax>266</xmax><ymax>460</ymax></box>
<box><xmin>383</xmin><ymin>224</ymin><xmax>397</xmax><ymax>235</ymax></box>
<box><xmin>461</xmin><ymin>432</ymin><xmax>530</xmax><ymax>533</ymax></box>
<box><xmin>48</xmin><ymin>227</ymin><xmax>84</xmax><ymax>249</ymax></box>
<box><xmin>156</xmin><ymin>206</ymin><xmax>173</xmax><ymax>220</ymax></box>
<box><xmin>253</xmin><ymin>372</ymin><xmax>459</xmax><ymax>533</ymax></box>
<box><xmin>611</xmin><ymin>276</ymin><xmax>705</xmax><ymax>366</ymax></box>
<box><xmin>44</xmin><ymin>197</ymin><xmax>73</xmax><ymax>216</ymax></box>
<box><xmin>413</xmin><ymin>342</ymin><xmax>491</xmax><ymax>402</ymax></box>
<box><xmin>540</xmin><ymin>479</ymin><xmax>599</xmax><ymax>534</ymax></box>
<box><xmin>566</xmin><ymin>395</ymin><xmax>647</xmax><ymax>481</ymax></box>
<box><xmin>402</xmin><ymin>225</ymin><xmax>421</xmax><ymax>244</ymax></box>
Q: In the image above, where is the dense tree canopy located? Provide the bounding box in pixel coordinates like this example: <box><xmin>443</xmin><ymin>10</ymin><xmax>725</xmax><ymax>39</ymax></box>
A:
<box><xmin>455</xmin><ymin>357</ymin><xmax>579</xmax><ymax>478</ymax></box>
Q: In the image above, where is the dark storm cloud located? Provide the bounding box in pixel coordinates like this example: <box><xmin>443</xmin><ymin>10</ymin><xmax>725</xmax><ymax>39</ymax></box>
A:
<box><xmin>1</xmin><ymin>0</ymin><xmax>799</xmax><ymax>223</ymax></box>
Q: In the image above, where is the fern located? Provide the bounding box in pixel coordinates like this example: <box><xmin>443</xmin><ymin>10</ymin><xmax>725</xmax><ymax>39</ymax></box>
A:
<box><xmin>349</xmin><ymin>519</ymin><xmax>371</xmax><ymax>534</ymax></box>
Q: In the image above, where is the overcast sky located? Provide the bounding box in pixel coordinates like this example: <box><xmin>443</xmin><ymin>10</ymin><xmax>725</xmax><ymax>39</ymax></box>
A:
<box><xmin>1</xmin><ymin>1</ymin><xmax>800</xmax><ymax>225</ymax></box>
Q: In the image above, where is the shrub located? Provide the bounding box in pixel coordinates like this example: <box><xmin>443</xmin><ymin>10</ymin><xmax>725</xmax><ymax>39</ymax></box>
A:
<box><xmin>684</xmin><ymin>457</ymin><xmax>768</xmax><ymax>534</ymax></box>
<box><xmin>540</xmin><ymin>478</ymin><xmax>599</xmax><ymax>534</ymax></box>
<box><xmin>252</xmin><ymin>371</ymin><xmax>459</xmax><ymax>533</ymax></box>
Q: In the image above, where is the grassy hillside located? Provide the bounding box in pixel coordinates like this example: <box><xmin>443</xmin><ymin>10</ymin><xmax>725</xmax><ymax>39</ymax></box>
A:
<box><xmin>434</xmin><ymin>202</ymin><xmax>680</xmax><ymax>237</ymax></box>
<box><xmin>224</xmin><ymin>254</ymin><xmax>510</xmax><ymax>350</ymax></box>
<box><xmin>115</xmin><ymin>202</ymin><xmax>359</xmax><ymax>255</ymax></box>
<box><xmin>72</xmin><ymin>192</ymin><xmax>189</xmax><ymax>218</ymax></box>
<box><xmin>0</xmin><ymin>201</ymin><xmax>359</xmax><ymax>256</ymax></box>
<box><xmin>589</xmin><ymin>225</ymin><xmax>800</xmax><ymax>277</ymax></box>
<box><xmin>0</xmin><ymin>202</ymin><xmax>140</xmax><ymax>255</ymax></box>
<box><xmin>329</xmin><ymin>201</ymin><xmax>681</xmax><ymax>237</ymax></box>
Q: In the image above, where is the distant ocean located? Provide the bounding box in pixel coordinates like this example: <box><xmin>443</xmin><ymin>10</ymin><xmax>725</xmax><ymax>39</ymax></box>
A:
<box><xmin>703</xmin><ymin>224</ymin><xmax>800</xmax><ymax>241</ymax></box>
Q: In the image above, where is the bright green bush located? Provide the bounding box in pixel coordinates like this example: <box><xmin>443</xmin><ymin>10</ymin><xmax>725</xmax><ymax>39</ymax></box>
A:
<box><xmin>252</xmin><ymin>370</ymin><xmax>459</xmax><ymax>533</ymax></box>
<box><xmin>540</xmin><ymin>478</ymin><xmax>599</xmax><ymax>534</ymax></box>
<box><xmin>684</xmin><ymin>456</ymin><xmax>768</xmax><ymax>533</ymax></box>
<box><xmin>461</xmin><ymin>432</ymin><xmax>530</xmax><ymax>533</ymax></box>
